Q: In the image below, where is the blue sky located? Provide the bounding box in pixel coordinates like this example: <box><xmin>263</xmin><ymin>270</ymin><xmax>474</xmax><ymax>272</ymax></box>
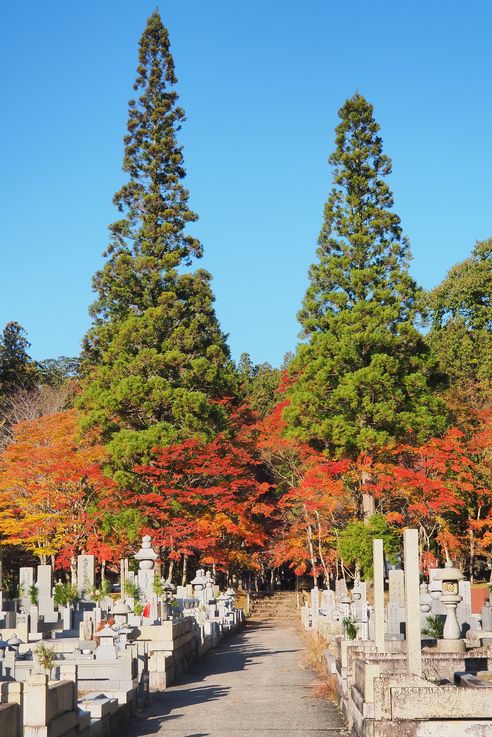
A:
<box><xmin>1</xmin><ymin>2</ymin><xmax>491</xmax><ymax>367</ymax></box>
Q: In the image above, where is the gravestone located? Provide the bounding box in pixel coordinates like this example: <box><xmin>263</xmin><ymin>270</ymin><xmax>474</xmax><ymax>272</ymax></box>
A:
<box><xmin>457</xmin><ymin>580</ymin><xmax>472</xmax><ymax>633</ymax></box>
<box><xmin>403</xmin><ymin>529</ymin><xmax>422</xmax><ymax>678</ymax></box>
<box><xmin>311</xmin><ymin>587</ymin><xmax>319</xmax><ymax>631</ymax></box>
<box><xmin>386</xmin><ymin>601</ymin><xmax>403</xmax><ymax>639</ymax></box>
<box><xmin>335</xmin><ymin>579</ymin><xmax>348</xmax><ymax>598</ymax></box>
<box><xmin>77</xmin><ymin>555</ymin><xmax>95</xmax><ymax>596</ymax></box>
<box><xmin>373</xmin><ymin>539</ymin><xmax>385</xmax><ymax>650</ymax></box>
<box><xmin>16</xmin><ymin>613</ymin><xmax>29</xmax><ymax>643</ymax></box>
<box><xmin>388</xmin><ymin>569</ymin><xmax>405</xmax><ymax>607</ymax></box>
<box><xmin>321</xmin><ymin>589</ymin><xmax>336</xmax><ymax>618</ymax></box>
<box><xmin>37</xmin><ymin>565</ymin><xmax>56</xmax><ymax>621</ymax></box>
<box><xmin>482</xmin><ymin>603</ymin><xmax>492</xmax><ymax>632</ymax></box>
<box><xmin>19</xmin><ymin>567</ymin><xmax>34</xmax><ymax>612</ymax></box>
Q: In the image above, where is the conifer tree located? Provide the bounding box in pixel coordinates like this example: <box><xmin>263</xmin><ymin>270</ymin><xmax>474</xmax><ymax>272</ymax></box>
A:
<box><xmin>0</xmin><ymin>322</ymin><xmax>37</xmax><ymax>397</ymax></box>
<box><xmin>427</xmin><ymin>237</ymin><xmax>492</xmax><ymax>405</ymax></box>
<box><xmin>78</xmin><ymin>11</ymin><xmax>236</xmax><ymax>482</ymax></box>
<box><xmin>286</xmin><ymin>94</ymin><xmax>447</xmax><ymax>509</ymax></box>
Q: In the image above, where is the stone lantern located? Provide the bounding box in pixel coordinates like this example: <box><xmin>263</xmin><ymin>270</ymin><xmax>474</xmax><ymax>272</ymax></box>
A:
<box><xmin>433</xmin><ymin>559</ymin><xmax>465</xmax><ymax>652</ymax></box>
<box><xmin>191</xmin><ymin>570</ymin><xmax>208</xmax><ymax>604</ymax></box>
<box><xmin>161</xmin><ymin>580</ymin><xmax>175</xmax><ymax>621</ymax></box>
<box><xmin>112</xmin><ymin>599</ymin><xmax>131</xmax><ymax>627</ymax></box>
<box><xmin>134</xmin><ymin>535</ymin><xmax>158</xmax><ymax>602</ymax></box>
<box><xmin>7</xmin><ymin>634</ymin><xmax>23</xmax><ymax>655</ymax></box>
<box><xmin>96</xmin><ymin>624</ymin><xmax>118</xmax><ymax>661</ymax></box>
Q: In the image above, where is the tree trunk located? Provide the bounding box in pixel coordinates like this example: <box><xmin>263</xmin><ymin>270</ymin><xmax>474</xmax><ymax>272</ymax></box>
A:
<box><xmin>361</xmin><ymin>470</ymin><xmax>375</xmax><ymax>521</ymax></box>
<box><xmin>469</xmin><ymin>528</ymin><xmax>475</xmax><ymax>584</ymax></box>
<box><xmin>315</xmin><ymin>510</ymin><xmax>330</xmax><ymax>587</ymax></box>
<box><xmin>306</xmin><ymin>518</ymin><xmax>318</xmax><ymax>587</ymax></box>
<box><xmin>181</xmin><ymin>554</ymin><xmax>188</xmax><ymax>586</ymax></box>
<box><xmin>70</xmin><ymin>556</ymin><xmax>77</xmax><ymax>587</ymax></box>
<box><xmin>167</xmin><ymin>559</ymin><xmax>174</xmax><ymax>583</ymax></box>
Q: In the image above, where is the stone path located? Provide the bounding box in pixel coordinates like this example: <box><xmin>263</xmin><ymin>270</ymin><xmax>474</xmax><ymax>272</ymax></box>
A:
<box><xmin>121</xmin><ymin>621</ymin><xmax>347</xmax><ymax>737</ymax></box>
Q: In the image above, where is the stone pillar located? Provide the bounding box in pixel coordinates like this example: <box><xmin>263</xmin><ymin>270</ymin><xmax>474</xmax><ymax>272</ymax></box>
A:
<box><xmin>311</xmin><ymin>587</ymin><xmax>319</xmax><ymax>631</ymax></box>
<box><xmin>23</xmin><ymin>674</ymin><xmax>48</xmax><ymax>736</ymax></box>
<box><xmin>29</xmin><ymin>605</ymin><xmax>40</xmax><ymax>637</ymax></box>
<box><xmin>373</xmin><ymin>539</ymin><xmax>385</xmax><ymax>650</ymax></box>
<box><xmin>403</xmin><ymin>528</ymin><xmax>422</xmax><ymax>677</ymax></box>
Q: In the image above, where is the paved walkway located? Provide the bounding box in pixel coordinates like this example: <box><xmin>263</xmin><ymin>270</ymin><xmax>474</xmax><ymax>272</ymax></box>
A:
<box><xmin>122</xmin><ymin>621</ymin><xmax>347</xmax><ymax>737</ymax></box>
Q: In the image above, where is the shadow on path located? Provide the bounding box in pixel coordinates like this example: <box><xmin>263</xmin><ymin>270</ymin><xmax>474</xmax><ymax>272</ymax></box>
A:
<box><xmin>121</xmin><ymin>620</ymin><xmax>347</xmax><ymax>737</ymax></box>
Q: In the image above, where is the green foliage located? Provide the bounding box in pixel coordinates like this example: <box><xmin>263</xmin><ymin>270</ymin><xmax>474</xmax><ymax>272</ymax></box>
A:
<box><xmin>53</xmin><ymin>582</ymin><xmax>79</xmax><ymax>607</ymax></box>
<box><xmin>89</xmin><ymin>578</ymin><xmax>111</xmax><ymax>604</ymax></box>
<box><xmin>133</xmin><ymin>600</ymin><xmax>144</xmax><ymax>616</ymax></box>
<box><xmin>286</xmin><ymin>94</ymin><xmax>447</xmax><ymax>456</ymax></box>
<box><xmin>37</xmin><ymin>357</ymin><xmax>80</xmax><ymax>387</ymax></box>
<box><xmin>338</xmin><ymin>514</ymin><xmax>399</xmax><ymax>578</ymax></box>
<box><xmin>0</xmin><ymin>322</ymin><xmax>38</xmax><ymax>398</ymax></box>
<box><xmin>342</xmin><ymin>616</ymin><xmax>358</xmax><ymax>640</ymax></box>
<box><xmin>35</xmin><ymin>642</ymin><xmax>56</xmax><ymax>674</ymax></box>
<box><xmin>427</xmin><ymin>238</ymin><xmax>492</xmax><ymax>401</ymax></box>
<box><xmin>29</xmin><ymin>583</ymin><xmax>39</xmax><ymax>606</ymax></box>
<box><xmin>422</xmin><ymin>613</ymin><xmax>444</xmax><ymax>640</ymax></box>
<box><xmin>100</xmin><ymin>509</ymin><xmax>143</xmax><ymax>544</ymax></box>
<box><xmin>78</xmin><ymin>11</ymin><xmax>236</xmax><ymax>480</ymax></box>
<box><xmin>153</xmin><ymin>575</ymin><xmax>164</xmax><ymax>597</ymax></box>
<box><xmin>123</xmin><ymin>578</ymin><xmax>140</xmax><ymax>598</ymax></box>
<box><xmin>237</xmin><ymin>353</ymin><xmax>281</xmax><ymax>417</ymax></box>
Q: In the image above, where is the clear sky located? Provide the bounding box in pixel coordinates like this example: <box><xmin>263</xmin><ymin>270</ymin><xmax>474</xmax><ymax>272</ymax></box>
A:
<box><xmin>1</xmin><ymin>2</ymin><xmax>491</xmax><ymax>367</ymax></box>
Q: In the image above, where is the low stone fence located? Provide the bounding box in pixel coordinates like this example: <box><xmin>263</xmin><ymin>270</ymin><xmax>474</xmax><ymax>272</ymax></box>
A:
<box><xmin>327</xmin><ymin>636</ymin><xmax>492</xmax><ymax>736</ymax></box>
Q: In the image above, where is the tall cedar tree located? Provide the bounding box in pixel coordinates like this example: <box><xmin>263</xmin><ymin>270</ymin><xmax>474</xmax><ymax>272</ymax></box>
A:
<box><xmin>286</xmin><ymin>95</ymin><xmax>447</xmax><ymax>481</ymax></box>
<box><xmin>78</xmin><ymin>12</ymin><xmax>236</xmax><ymax>483</ymax></box>
<box><xmin>0</xmin><ymin>322</ymin><xmax>37</xmax><ymax>398</ymax></box>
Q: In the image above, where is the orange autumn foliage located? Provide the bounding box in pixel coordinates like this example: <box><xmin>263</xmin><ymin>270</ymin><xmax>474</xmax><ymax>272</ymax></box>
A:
<box><xmin>0</xmin><ymin>410</ymin><xmax>117</xmax><ymax>565</ymax></box>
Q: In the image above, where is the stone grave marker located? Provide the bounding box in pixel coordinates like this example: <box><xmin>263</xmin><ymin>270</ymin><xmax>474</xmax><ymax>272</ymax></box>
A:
<box><xmin>388</xmin><ymin>569</ymin><xmax>405</xmax><ymax>607</ymax></box>
<box><xmin>321</xmin><ymin>589</ymin><xmax>336</xmax><ymax>617</ymax></box>
<box><xmin>37</xmin><ymin>565</ymin><xmax>56</xmax><ymax>622</ymax></box>
<box><xmin>457</xmin><ymin>580</ymin><xmax>472</xmax><ymax>634</ymax></box>
<box><xmin>19</xmin><ymin>567</ymin><xmax>34</xmax><ymax>612</ymax></box>
<box><xmin>77</xmin><ymin>554</ymin><xmax>95</xmax><ymax>596</ymax></box>
<box><xmin>335</xmin><ymin>579</ymin><xmax>348</xmax><ymax>598</ymax></box>
<box><xmin>386</xmin><ymin>601</ymin><xmax>403</xmax><ymax>639</ymax></box>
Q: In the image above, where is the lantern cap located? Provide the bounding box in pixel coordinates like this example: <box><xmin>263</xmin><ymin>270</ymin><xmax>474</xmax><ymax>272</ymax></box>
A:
<box><xmin>432</xmin><ymin>559</ymin><xmax>465</xmax><ymax>582</ymax></box>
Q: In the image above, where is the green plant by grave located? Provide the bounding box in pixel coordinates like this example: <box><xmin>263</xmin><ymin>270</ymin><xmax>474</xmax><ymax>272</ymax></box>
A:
<box><xmin>153</xmin><ymin>576</ymin><xmax>164</xmax><ymax>597</ymax></box>
<box><xmin>54</xmin><ymin>582</ymin><xmax>79</xmax><ymax>607</ymax></box>
<box><xmin>133</xmin><ymin>601</ymin><xmax>144</xmax><ymax>616</ymax></box>
<box><xmin>422</xmin><ymin>613</ymin><xmax>444</xmax><ymax>640</ymax></box>
<box><xmin>342</xmin><ymin>616</ymin><xmax>358</xmax><ymax>640</ymax></box>
<box><xmin>28</xmin><ymin>584</ymin><xmax>38</xmax><ymax>606</ymax></box>
<box><xmin>89</xmin><ymin>578</ymin><xmax>111</xmax><ymax>605</ymax></box>
<box><xmin>123</xmin><ymin>579</ymin><xmax>140</xmax><ymax>599</ymax></box>
<box><xmin>35</xmin><ymin>642</ymin><xmax>56</xmax><ymax>677</ymax></box>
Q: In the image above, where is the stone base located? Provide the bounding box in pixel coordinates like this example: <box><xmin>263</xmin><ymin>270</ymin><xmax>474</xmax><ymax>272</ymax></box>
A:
<box><xmin>436</xmin><ymin>638</ymin><xmax>466</xmax><ymax>652</ymax></box>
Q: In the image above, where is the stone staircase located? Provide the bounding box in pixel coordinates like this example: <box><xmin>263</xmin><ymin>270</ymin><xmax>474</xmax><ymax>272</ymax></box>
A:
<box><xmin>248</xmin><ymin>591</ymin><xmax>299</xmax><ymax>622</ymax></box>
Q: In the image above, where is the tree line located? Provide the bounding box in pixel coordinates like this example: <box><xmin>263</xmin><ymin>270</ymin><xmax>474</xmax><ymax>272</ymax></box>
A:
<box><xmin>0</xmin><ymin>10</ymin><xmax>491</xmax><ymax>589</ymax></box>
